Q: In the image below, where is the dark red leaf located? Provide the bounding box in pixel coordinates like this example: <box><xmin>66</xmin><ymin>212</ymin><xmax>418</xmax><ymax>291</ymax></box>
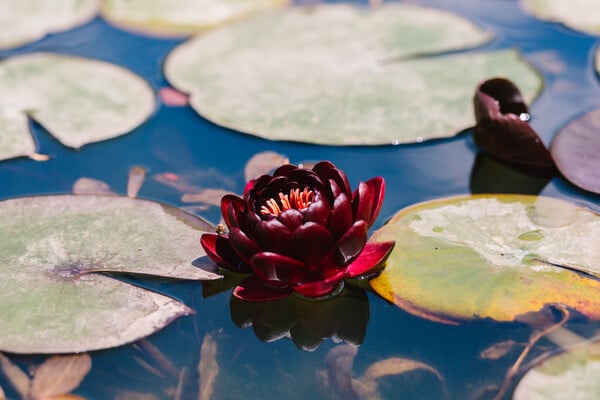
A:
<box><xmin>474</xmin><ymin>78</ymin><xmax>554</xmax><ymax>174</ymax></box>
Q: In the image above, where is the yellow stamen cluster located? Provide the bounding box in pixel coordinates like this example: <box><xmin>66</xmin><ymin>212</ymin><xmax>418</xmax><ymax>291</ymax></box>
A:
<box><xmin>261</xmin><ymin>187</ymin><xmax>314</xmax><ymax>216</ymax></box>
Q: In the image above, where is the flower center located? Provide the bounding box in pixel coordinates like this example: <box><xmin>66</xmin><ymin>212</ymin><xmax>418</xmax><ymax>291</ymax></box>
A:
<box><xmin>260</xmin><ymin>187</ymin><xmax>314</xmax><ymax>216</ymax></box>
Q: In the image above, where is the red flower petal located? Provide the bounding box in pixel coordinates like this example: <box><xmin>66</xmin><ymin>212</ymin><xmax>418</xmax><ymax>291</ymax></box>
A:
<box><xmin>249</xmin><ymin>252</ymin><xmax>308</xmax><ymax>285</ymax></box>
<box><xmin>328</xmin><ymin>193</ymin><xmax>353</xmax><ymax>239</ymax></box>
<box><xmin>346</xmin><ymin>241</ymin><xmax>395</xmax><ymax>278</ymax></box>
<box><xmin>233</xmin><ymin>275</ymin><xmax>292</xmax><ymax>302</ymax></box>
<box><xmin>200</xmin><ymin>234</ymin><xmax>251</xmax><ymax>273</ymax></box>
<box><xmin>353</xmin><ymin>177</ymin><xmax>384</xmax><ymax>227</ymax></box>
<box><xmin>229</xmin><ymin>227</ymin><xmax>261</xmax><ymax>262</ymax></box>
<box><xmin>253</xmin><ymin>218</ymin><xmax>292</xmax><ymax>254</ymax></box>
<box><xmin>312</xmin><ymin>161</ymin><xmax>352</xmax><ymax>197</ymax></box>
<box><xmin>289</xmin><ymin>222</ymin><xmax>334</xmax><ymax>269</ymax></box>
<box><xmin>303</xmin><ymin>196</ymin><xmax>331</xmax><ymax>226</ymax></box>
<box><xmin>293</xmin><ymin>270</ymin><xmax>346</xmax><ymax>298</ymax></box>
<box><xmin>221</xmin><ymin>194</ymin><xmax>245</xmax><ymax>228</ymax></box>
<box><xmin>278</xmin><ymin>209</ymin><xmax>304</xmax><ymax>231</ymax></box>
<box><xmin>334</xmin><ymin>220</ymin><xmax>368</xmax><ymax>265</ymax></box>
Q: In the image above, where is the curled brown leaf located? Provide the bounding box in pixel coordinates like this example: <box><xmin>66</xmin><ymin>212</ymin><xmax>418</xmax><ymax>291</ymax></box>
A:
<box><xmin>30</xmin><ymin>353</ymin><xmax>92</xmax><ymax>399</ymax></box>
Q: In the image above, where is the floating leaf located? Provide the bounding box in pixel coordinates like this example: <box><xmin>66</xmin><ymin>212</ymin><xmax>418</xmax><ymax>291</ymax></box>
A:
<box><xmin>0</xmin><ymin>195</ymin><xmax>220</xmax><ymax>354</ymax></box>
<box><xmin>72</xmin><ymin>177</ymin><xmax>116</xmax><ymax>196</ymax></box>
<box><xmin>550</xmin><ymin>108</ymin><xmax>600</xmax><ymax>194</ymax></box>
<box><xmin>100</xmin><ymin>0</ymin><xmax>288</xmax><ymax>37</ymax></box>
<box><xmin>165</xmin><ymin>4</ymin><xmax>541</xmax><ymax>145</ymax></box>
<box><xmin>30</xmin><ymin>354</ymin><xmax>92</xmax><ymax>399</ymax></box>
<box><xmin>513</xmin><ymin>339</ymin><xmax>600</xmax><ymax>399</ymax></box>
<box><xmin>0</xmin><ymin>53</ymin><xmax>155</xmax><ymax>161</ymax></box>
<box><xmin>370</xmin><ymin>195</ymin><xmax>600</xmax><ymax>323</ymax></box>
<box><xmin>473</xmin><ymin>78</ymin><xmax>554</xmax><ymax>174</ymax></box>
<box><xmin>521</xmin><ymin>0</ymin><xmax>600</xmax><ymax>35</ymax></box>
<box><xmin>0</xmin><ymin>0</ymin><xmax>98</xmax><ymax>50</ymax></box>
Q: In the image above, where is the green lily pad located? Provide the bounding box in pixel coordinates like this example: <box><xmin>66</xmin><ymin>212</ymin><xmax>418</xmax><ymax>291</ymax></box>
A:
<box><xmin>370</xmin><ymin>195</ymin><xmax>600</xmax><ymax>323</ymax></box>
<box><xmin>0</xmin><ymin>0</ymin><xmax>98</xmax><ymax>50</ymax></box>
<box><xmin>100</xmin><ymin>0</ymin><xmax>288</xmax><ymax>37</ymax></box>
<box><xmin>164</xmin><ymin>3</ymin><xmax>541</xmax><ymax>145</ymax></box>
<box><xmin>0</xmin><ymin>195</ymin><xmax>220</xmax><ymax>354</ymax></box>
<box><xmin>0</xmin><ymin>52</ymin><xmax>155</xmax><ymax>161</ymax></box>
<box><xmin>521</xmin><ymin>0</ymin><xmax>600</xmax><ymax>35</ymax></box>
<box><xmin>513</xmin><ymin>340</ymin><xmax>600</xmax><ymax>399</ymax></box>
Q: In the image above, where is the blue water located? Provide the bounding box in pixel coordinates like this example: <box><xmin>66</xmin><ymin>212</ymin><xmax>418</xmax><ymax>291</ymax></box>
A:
<box><xmin>0</xmin><ymin>1</ymin><xmax>599</xmax><ymax>399</ymax></box>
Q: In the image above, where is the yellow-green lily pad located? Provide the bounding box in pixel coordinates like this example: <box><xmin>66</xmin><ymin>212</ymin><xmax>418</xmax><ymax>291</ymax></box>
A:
<box><xmin>0</xmin><ymin>0</ymin><xmax>98</xmax><ymax>50</ymax></box>
<box><xmin>0</xmin><ymin>52</ymin><xmax>155</xmax><ymax>161</ymax></box>
<box><xmin>165</xmin><ymin>3</ymin><xmax>541</xmax><ymax>145</ymax></box>
<box><xmin>0</xmin><ymin>195</ymin><xmax>220</xmax><ymax>354</ymax></box>
<box><xmin>100</xmin><ymin>0</ymin><xmax>288</xmax><ymax>37</ymax></box>
<box><xmin>370</xmin><ymin>195</ymin><xmax>600</xmax><ymax>323</ymax></box>
<box><xmin>513</xmin><ymin>340</ymin><xmax>600</xmax><ymax>399</ymax></box>
<box><xmin>521</xmin><ymin>0</ymin><xmax>600</xmax><ymax>35</ymax></box>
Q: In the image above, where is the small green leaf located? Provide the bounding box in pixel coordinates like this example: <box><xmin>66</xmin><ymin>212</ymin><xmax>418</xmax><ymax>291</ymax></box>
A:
<box><xmin>0</xmin><ymin>53</ymin><xmax>155</xmax><ymax>161</ymax></box>
<box><xmin>513</xmin><ymin>339</ymin><xmax>600</xmax><ymax>399</ymax></box>
<box><xmin>370</xmin><ymin>195</ymin><xmax>600</xmax><ymax>323</ymax></box>
<box><xmin>521</xmin><ymin>0</ymin><xmax>600</xmax><ymax>35</ymax></box>
<box><xmin>0</xmin><ymin>195</ymin><xmax>220</xmax><ymax>354</ymax></box>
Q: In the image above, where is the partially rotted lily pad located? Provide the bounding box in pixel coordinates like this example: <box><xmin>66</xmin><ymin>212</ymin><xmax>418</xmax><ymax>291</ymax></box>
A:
<box><xmin>0</xmin><ymin>0</ymin><xmax>98</xmax><ymax>50</ymax></box>
<box><xmin>100</xmin><ymin>0</ymin><xmax>288</xmax><ymax>37</ymax></box>
<box><xmin>550</xmin><ymin>108</ymin><xmax>600</xmax><ymax>194</ymax></box>
<box><xmin>0</xmin><ymin>53</ymin><xmax>155</xmax><ymax>161</ymax></box>
<box><xmin>521</xmin><ymin>0</ymin><xmax>600</xmax><ymax>35</ymax></box>
<box><xmin>370</xmin><ymin>195</ymin><xmax>600</xmax><ymax>323</ymax></box>
<box><xmin>0</xmin><ymin>195</ymin><xmax>220</xmax><ymax>354</ymax></box>
<box><xmin>165</xmin><ymin>3</ymin><xmax>541</xmax><ymax>145</ymax></box>
<box><xmin>513</xmin><ymin>339</ymin><xmax>600</xmax><ymax>399</ymax></box>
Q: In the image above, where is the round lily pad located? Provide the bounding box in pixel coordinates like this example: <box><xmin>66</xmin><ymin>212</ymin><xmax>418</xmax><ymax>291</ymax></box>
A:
<box><xmin>0</xmin><ymin>195</ymin><xmax>220</xmax><ymax>354</ymax></box>
<box><xmin>100</xmin><ymin>0</ymin><xmax>288</xmax><ymax>37</ymax></box>
<box><xmin>550</xmin><ymin>108</ymin><xmax>600</xmax><ymax>194</ymax></box>
<box><xmin>521</xmin><ymin>0</ymin><xmax>600</xmax><ymax>35</ymax></box>
<box><xmin>165</xmin><ymin>3</ymin><xmax>541</xmax><ymax>145</ymax></box>
<box><xmin>0</xmin><ymin>0</ymin><xmax>98</xmax><ymax>50</ymax></box>
<box><xmin>0</xmin><ymin>52</ymin><xmax>155</xmax><ymax>161</ymax></box>
<box><xmin>369</xmin><ymin>195</ymin><xmax>600</xmax><ymax>323</ymax></box>
<box><xmin>513</xmin><ymin>340</ymin><xmax>600</xmax><ymax>399</ymax></box>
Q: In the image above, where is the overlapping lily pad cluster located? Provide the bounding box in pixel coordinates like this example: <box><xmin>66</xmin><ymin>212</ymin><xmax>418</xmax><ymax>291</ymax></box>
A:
<box><xmin>201</xmin><ymin>161</ymin><xmax>394</xmax><ymax>301</ymax></box>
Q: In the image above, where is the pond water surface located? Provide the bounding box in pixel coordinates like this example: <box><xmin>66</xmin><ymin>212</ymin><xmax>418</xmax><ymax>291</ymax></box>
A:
<box><xmin>0</xmin><ymin>1</ymin><xmax>599</xmax><ymax>399</ymax></box>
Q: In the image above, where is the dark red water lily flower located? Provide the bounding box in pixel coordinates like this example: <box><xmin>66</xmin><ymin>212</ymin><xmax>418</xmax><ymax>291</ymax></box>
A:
<box><xmin>201</xmin><ymin>161</ymin><xmax>395</xmax><ymax>301</ymax></box>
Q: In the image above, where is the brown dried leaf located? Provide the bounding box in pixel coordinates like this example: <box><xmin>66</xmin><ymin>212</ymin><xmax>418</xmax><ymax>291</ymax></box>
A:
<box><xmin>0</xmin><ymin>352</ymin><xmax>30</xmax><ymax>399</ymax></box>
<box><xmin>362</xmin><ymin>357</ymin><xmax>442</xmax><ymax>381</ymax></box>
<box><xmin>30</xmin><ymin>354</ymin><xmax>91</xmax><ymax>398</ymax></box>
<box><xmin>181</xmin><ymin>189</ymin><xmax>230</xmax><ymax>206</ymax></box>
<box><xmin>244</xmin><ymin>151</ymin><xmax>289</xmax><ymax>182</ymax></box>
<box><xmin>44</xmin><ymin>395</ymin><xmax>87</xmax><ymax>400</ymax></box>
<box><xmin>480</xmin><ymin>340</ymin><xmax>522</xmax><ymax>360</ymax></box>
<box><xmin>114</xmin><ymin>391</ymin><xmax>159</xmax><ymax>400</ymax></box>
<box><xmin>72</xmin><ymin>177</ymin><xmax>116</xmax><ymax>195</ymax></box>
<box><xmin>127</xmin><ymin>166</ymin><xmax>147</xmax><ymax>198</ymax></box>
<box><xmin>0</xmin><ymin>384</ymin><xmax>5</xmax><ymax>400</ymax></box>
<box><xmin>198</xmin><ymin>334</ymin><xmax>219</xmax><ymax>400</ymax></box>
<box><xmin>323</xmin><ymin>345</ymin><xmax>359</xmax><ymax>400</ymax></box>
<box><xmin>137</xmin><ymin>339</ymin><xmax>179</xmax><ymax>379</ymax></box>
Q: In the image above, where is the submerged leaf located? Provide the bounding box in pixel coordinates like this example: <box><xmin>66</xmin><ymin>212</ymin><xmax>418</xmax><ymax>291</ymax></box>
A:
<box><xmin>479</xmin><ymin>340</ymin><xmax>523</xmax><ymax>360</ymax></box>
<box><xmin>165</xmin><ymin>4</ymin><xmax>541</xmax><ymax>145</ymax></box>
<box><xmin>0</xmin><ymin>195</ymin><xmax>220</xmax><ymax>354</ymax></box>
<box><xmin>0</xmin><ymin>353</ymin><xmax>30</xmax><ymax>399</ymax></box>
<box><xmin>72</xmin><ymin>178</ymin><xmax>117</xmax><ymax>196</ymax></box>
<box><xmin>244</xmin><ymin>151</ymin><xmax>289</xmax><ymax>183</ymax></box>
<box><xmin>473</xmin><ymin>78</ymin><xmax>554</xmax><ymax>174</ymax></box>
<box><xmin>198</xmin><ymin>334</ymin><xmax>219</xmax><ymax>400</ymax></box>
<box><xmin>0</xmin><ymin>53</ymin><xmax>155</xmax><ymax>161</ymax></box>
<box><xmin>127</xmin><ymin>166</ymin><xmax>147</xmax><ymax>198</ymax></box>
<box><xmin>30</xmin><ymin>354</ymin><xmax>92</xmax><ymax>398</ymax></box>
<box><xmin>550</xmin><ymin>108</ymin><xmax>600</xmax><ymax>194</ymax></box>
<box><xmin>100</xmin><ymin>0</ymin><xmax>288</xmax><ymax>37</ymax></box>
<box><xmin>370</xmin><ymin>195</ymin><xmax>600</xmax><ymax>323</ymax></box>
<box><xmin>0</xmin><ymin>0</ymin><xmax>98</xmax><ymax>50</ymax></box>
